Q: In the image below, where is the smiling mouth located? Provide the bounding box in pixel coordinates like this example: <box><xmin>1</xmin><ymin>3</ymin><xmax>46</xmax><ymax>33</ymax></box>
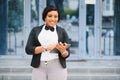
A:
<box><xmin>50</xmin><ymin>21</ymin><xmax>55</xmax><ymax>24</ymax></box>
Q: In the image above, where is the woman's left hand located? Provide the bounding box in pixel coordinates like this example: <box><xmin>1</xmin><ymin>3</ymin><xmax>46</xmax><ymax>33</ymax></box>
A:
<box><xmin>56</xmin><ymin>42</ymin><xmax>69</xmax><ymax>58</ymax></box>
<box><xmin>56</xmin><ymin>42</ymin><xmax>67</xmax><ymax>53</ymax></box>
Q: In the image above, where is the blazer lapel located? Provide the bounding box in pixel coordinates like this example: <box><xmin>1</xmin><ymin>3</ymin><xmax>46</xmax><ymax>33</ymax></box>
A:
<box><xmin>56</xmin><ymin>26</ymin><xmax>63</xmax><ymax>42</ymax></box>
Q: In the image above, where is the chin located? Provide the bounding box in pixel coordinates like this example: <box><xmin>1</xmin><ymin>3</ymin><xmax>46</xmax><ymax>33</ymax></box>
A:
<box><xmin>50</xmin><ymin>25</ymin><xmax>55</xmax><ymax>27</ymax></box>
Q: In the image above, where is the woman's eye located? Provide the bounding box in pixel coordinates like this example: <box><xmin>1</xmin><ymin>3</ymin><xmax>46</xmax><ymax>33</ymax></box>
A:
<box><xmin>48</xmin><ymin>15</ymin><xmax>52</xmax><ymax>17</ymax></box>
<box><xmin>48</xmin><ymin>15</ymin><xmax>58</xmax><ymax>18</ymax></box>
<box><xmin>54</xmin><ymin>16</ymin><xmax>58</xmax><ymax>18</ymax></box>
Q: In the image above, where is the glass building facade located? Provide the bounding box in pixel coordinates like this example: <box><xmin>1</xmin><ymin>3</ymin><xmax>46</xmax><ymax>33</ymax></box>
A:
<box><xmin>0</xmin><ymin>0</ymin><xmax>120</xmax><ymax>60</ymax></box>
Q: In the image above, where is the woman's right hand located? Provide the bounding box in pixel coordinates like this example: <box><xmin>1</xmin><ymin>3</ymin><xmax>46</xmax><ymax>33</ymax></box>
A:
<box><xmin>45</xmin><ymin>43</ymin><xmax>57</xmax><ymax>51</ymax></box>
<box><xmin>34</xmin><ymin>46</ymin><xmax>44</xmax><ymax>54</ymax></box>
<box><xmin>34</xmin><ymin>43</ymin><xmax>57</xmax><ymax>54</ymax></box>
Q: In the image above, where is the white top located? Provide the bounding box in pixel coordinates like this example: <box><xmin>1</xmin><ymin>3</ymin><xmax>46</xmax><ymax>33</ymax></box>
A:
<box><xmin>38</xmin><ymin>25</ymin><xmax>58</xmax><ymax>61</ymax></box>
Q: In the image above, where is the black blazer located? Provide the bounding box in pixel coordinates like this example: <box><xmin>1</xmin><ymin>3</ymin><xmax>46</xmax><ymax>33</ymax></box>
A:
<box><xmin>25</xmin><ymin>25</ymin><xmax>70</xmax><ymax>68</ymax></box>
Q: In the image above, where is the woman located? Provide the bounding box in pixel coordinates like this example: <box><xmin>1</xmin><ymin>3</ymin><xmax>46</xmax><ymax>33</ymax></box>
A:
<box><xmin>25</xmin><ymin>5</ymin><xmax>70</xmax><ymax>80</ymax></box>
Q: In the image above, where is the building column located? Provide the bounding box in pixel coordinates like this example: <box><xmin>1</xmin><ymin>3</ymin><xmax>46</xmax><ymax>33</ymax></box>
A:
<box><xmin>94</xmin><ymin>0</ymin><xmax>102</xmax><ymax>56</ymax></box>
<box><xmin>0</xmin><ymin>0</ymin><xmax>7</xmax><ymax>55</ymax></box>
<box><xmin>79</xmin><ymin>0</ymin><xmax>86</xmax><ymax>57</ymax></box>
<box><xmin>23</xmin><ymin>0</ymin><xmax>31</xmax><ymax>55</ymax></box>
<box><xmin>38</xmin><ymin>0</ymin><xmax>46</xmax><ymax>25</ymax></box>
<box><xmin>114</xmin><ymin>0</ymin><xmax>120</xmax><ymax>55</ymax></box>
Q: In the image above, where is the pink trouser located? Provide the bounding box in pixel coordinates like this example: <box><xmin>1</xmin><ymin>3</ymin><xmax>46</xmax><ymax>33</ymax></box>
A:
<box><xmin>32</xmin><ymin>59</ymin><xmax>67</xmax><ymax>80</ymax></box>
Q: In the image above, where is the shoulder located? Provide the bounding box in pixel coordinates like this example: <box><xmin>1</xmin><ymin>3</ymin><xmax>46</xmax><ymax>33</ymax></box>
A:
<box><xmin>29</xmin><ymin>25</ymin><xmax>44</xmax><ymax>35</ymax></box>
<box><xmin>31</xmin><ymin>25</ymin><xmax>44</xmax><ymax>31</ymax></box>
<box><xmin>33</xmin><ymin>25</ymin><xmax>43</xmax><ymax>30</ymax></box>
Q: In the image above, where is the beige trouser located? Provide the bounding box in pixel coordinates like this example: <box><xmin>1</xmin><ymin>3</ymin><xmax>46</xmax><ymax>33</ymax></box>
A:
<box><xmin>32</xmin><ymin>59</ymin><xmax>67</xmax><ymax>80</ymax></box>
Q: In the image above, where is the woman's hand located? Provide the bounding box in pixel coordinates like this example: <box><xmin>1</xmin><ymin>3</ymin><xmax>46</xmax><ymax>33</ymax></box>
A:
<box><xmin>56</xmin><ymin>42</ymin><xmax>67</xmax><ymax>53</ymax></box>
<box><xmin>56</xmin><ymin>42</ymin><xmax>69</xmax><ymax>58</ymax></box>
<box><xmin>34</xmin><ymin>46</ymin><xmax>44</xmax><ymax>54</ymax></box>
<box><xmin>34</xmin><ymin>43</ymin><xmax>57</xmax><ymax>54</ymax></box>
<box><xmin>45</xmin><ymin>43</ymin><xmax>57</xmax><ymax>51</ymax></box>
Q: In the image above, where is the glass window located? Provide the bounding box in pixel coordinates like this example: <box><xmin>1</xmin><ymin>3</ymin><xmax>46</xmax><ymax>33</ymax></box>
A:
<box><xmin>1</xmin><ymin>0</ymin><xmax>119</xmax><ymax>58</ymax></box>
<box><xmin>47</xmin><ymin>0</ymin><xmax>80</xmax><ymax>59</ymax></box>
<box><xmin>106</xmin><ymin>0</ymin><xmax>110</xmax><ymax>10</ymax></box>
<box><xmin>31</xmin><ymin>0</ymin><xmax>39</xmax><ymax>27</ymax></box>
<box><xmin>61</xmin><ymin>0</ymin><xmax>79</xmax><ymax>59</ymax></box>
<box><xmin>101</xmin><ymin>0</ymin><xmax>114</xmax><ymax>56</ymax></box>
<box><xmin>7</xmin><ymin>0</ymin><xmax>24</xmax><ymax>55</ymax></box>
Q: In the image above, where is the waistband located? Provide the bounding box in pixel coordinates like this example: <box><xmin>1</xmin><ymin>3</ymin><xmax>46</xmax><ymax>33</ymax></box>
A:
<box><xmin>41</xmin><ymin>58</ymin><xmax>59</xmax><ymax>64</ymax></box>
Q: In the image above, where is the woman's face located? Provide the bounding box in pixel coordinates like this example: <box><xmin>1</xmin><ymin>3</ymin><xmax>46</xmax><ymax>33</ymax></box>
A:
<box><xmin>45</xmin><ymin>11</ymin><xmax>59</xmax><ymax>27</ymax></box>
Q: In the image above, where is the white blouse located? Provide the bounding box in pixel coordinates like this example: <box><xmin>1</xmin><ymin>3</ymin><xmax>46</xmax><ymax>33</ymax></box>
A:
<box><xmin>38</xmin><ymin>25</ymin><xmax>58</xmax><ymax>61</ymax></box>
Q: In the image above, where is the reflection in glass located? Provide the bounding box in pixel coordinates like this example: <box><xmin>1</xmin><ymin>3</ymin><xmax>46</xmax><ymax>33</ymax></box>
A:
<box><xmin>7</xmin><ymin>0</ymin><xmax>24</xmax><ymax>55</ymax></box>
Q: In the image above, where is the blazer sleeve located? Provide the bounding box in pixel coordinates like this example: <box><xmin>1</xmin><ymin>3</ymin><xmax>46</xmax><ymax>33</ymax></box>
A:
<box><xmin>61</xmin><ymin>28</ymin><xmax>70</xmax><ymax>58</ymax></box>
<box><xmin>25</xmin><ymin>27</ymin><xmax>41</xmax><ymax>55</ymax></box>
